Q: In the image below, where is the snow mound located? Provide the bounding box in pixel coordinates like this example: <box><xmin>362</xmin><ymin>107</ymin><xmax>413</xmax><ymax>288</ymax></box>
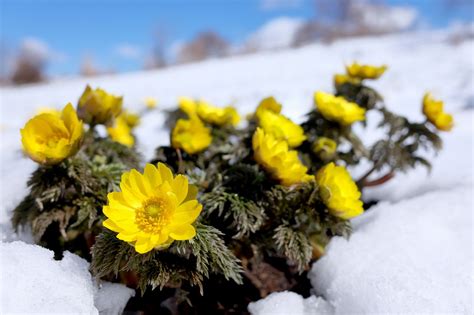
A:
<box><xmin>94</xmin><ymin>282</ymin><xmax>135</xmax><ymax>315</ymax></box>
<box><xmin>0</xmin><ymin>241</ymin><xmax>133</xmax><ymax>314</ymax></box>
<box><xmin>244</xmin><ymin>17</ymin><xmax>303</xmax><ymax>51</ymax></box>
<box><xmin>248</xmin><ymin>291</ymin><xmax>333</xmax><ymax>315</ymax></box>
<box><xmin>353</xmin><ymin>3</ymin><xmax>418</xmax><ymax>33</ymax></box>
<box><xmin>310</xmin><ymin>187</ymin><xmax>473</xmax><ymax>314</ymax></box>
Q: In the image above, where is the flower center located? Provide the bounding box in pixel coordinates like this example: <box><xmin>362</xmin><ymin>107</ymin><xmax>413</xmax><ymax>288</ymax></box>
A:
<box><xmin>135</xmin><ymin>197</ymin><xmax>172</xmax><ymax>234</ymax></box>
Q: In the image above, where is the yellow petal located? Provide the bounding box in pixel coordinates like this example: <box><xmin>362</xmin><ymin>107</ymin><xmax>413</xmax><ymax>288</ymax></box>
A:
<box><xmin>171</xmin><ymin>175</ymin><xmax>188</xmax><ymax>204</ymax></box>
<box><xmin>143</xmin><ymin>163</ymin><xmax>162</xmax><ymax>189</ymax></box>
<box><xmin>135</xmin><ymin>238</ymin><xmax>155</xmax><ymax>254</ymax></box>
<box><xmin>158</xmin><ymin>162</ymin><xmax>173</xmax><ymax>183</ymax></box>
<box><xmin>169</xmin><ymin>225</ymin><xmax>196</xmax><ymax>240</ymax></box>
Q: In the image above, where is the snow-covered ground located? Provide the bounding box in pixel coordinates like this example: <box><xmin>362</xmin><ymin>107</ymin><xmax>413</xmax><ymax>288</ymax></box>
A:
<box><xmin>1</xmin><ymin>27</ymin><xmax>473</xmax><ymax>313</ymax></box>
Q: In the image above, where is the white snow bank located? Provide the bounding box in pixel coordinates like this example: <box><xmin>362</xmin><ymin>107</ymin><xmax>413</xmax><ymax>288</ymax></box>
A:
<box><xmin>244</xmin><ymin>17</ymin><xmax>304</xmax><ymax>51</ymax></box>
<box><xmin>94</xmin><ymin>282</ymin><xmax>135</xmax><ymax>315</ymax></box>
<box><xmin>310</xmin><ymin>186</ymin><xmax>473</xmax><ymax>314</ymax></box>
<box><xmin>0</xmin><ymin>241</ymin><xmax>134</xmax><ymax>314</ymax></box>
<box><xmin>248</xmin><ymin>291</ymin><xmax>333</xmax><ymax>315</ymax></box>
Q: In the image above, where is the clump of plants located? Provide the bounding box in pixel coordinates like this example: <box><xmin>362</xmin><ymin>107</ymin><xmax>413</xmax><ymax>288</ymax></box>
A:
<box><xmin>12</xmin><ymin>85</ymin><xmax>146</xmax><ymax>258</ymax></box>
<box><xmin>12</xmin><ymin>64</ymin><xmax>453</xmax><ymax>313</ymax></box>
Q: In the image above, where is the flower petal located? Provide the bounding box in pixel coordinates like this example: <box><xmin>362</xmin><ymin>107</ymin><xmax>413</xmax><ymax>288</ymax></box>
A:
<box><xmin>171</xmin><ymin>175</ymin><xmax>188</xmax><ymax>204</ymax></box>
<box><xmin>158</xmin><ymin>162</ymin><xmax>173</xmax><ymax>183</ymax></box>
<box><xmin>169</xmin><ymin>225</ymin><xmax>196</xmax><ymax>241</ymax></box>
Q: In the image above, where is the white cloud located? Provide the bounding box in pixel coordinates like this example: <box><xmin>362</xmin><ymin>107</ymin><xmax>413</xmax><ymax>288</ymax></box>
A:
<box><xmin>260</xmin><ymin>0</ymin><xmax>304</xmax><ymax>11</ymax></box>
<box><xmin>115</xmin><ymin>43</ymin><xmax>142</xmax><ymax>60</ymax></box>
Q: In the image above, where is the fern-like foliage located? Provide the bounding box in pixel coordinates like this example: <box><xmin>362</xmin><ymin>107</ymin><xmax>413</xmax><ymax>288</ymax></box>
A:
<box><xmin>11</xmin><ymin>135</ymin><xmax>138</xmax><ymax>257</ymax></box>
<box><xmin>91</xmin><ymin>223</ymin><xmax>243</xmax><ymax>294</ymax></box>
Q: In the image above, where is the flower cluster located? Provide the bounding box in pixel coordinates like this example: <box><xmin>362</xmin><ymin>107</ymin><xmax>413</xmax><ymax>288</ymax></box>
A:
<box><xmin>172</xmin><ymin>116</ymin><xmax>212</xmax><ymax>154</ymax></box>
<box><xmin>15</xmin><ymin>62</ymin><xmax>452</xmax><ymax>312</ymax></box>
<box><xmin>423</xmin><ymin>92</ymin><xmax>454</xmax><ymax>131</ymax></box>
<box><xmin>345</xmin><ymin>62</ymin><xmax>387</xmax><ymax>80</ymax></box>
<box><xmin>257</xmin><ymin>108</ymin><xmax>306</xmax><ymax>147</ymax></box>
<box><xmin>314</xmin><ymin>91</ymin><xmax>366</xmax><ymax>125</ymax></box>
<box><xmin>252</xmin><ymin>127</ymin><xmax>313</xmax><ymax>186</ymax></box>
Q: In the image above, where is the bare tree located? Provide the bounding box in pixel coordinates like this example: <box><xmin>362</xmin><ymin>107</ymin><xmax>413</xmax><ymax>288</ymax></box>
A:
<box><xmin>144</xmin><ymin>26</ymin><xmax>168</xmax><ymax>70</ymax></box>
<box><xmin>293</xmin><ymin>0</ymin><xmax>418</xmax><ymax>46</ymax></box>
<box><xmin>176</xmin><ymin>31</ymin><xmax>229</xmax><ymax>64</ymax></box>
<box><xmin>80</xmin><ymin>54</ymin><xmax>100</xmax><ymax>77</ymax></box>
<box><xmin>11</xmin><ymin>38</ymin><xmax>49</xmax><ymax>84</ymax></box>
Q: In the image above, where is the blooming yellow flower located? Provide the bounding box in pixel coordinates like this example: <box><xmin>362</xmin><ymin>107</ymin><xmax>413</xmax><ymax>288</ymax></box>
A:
<box><xmin>77</xmin><ymin>85</ymin><xmax>123</xmax><ymax>125</ymax></box>
<box><xmin>314</xmin><ymin>91</ymin><xmax>366</xmax><ymax>125</ymax></box>
<box><xmin>313</xmin><ymin>137</ymin><xmax>337</xmax><ymax>159</ymax></box>
<box><xmin>179</xmin><ymin>97</ymin><xmax>197</xmax><ymax>117</ymax></box>
<box><xmin>316</xmin><ymin>162</ymin><xmax>363</xmax><ymax>220</ymax></box>
<box><xmin>345</xmin><ymin>62</ymin><xmax>387</xmax><ymax>80</ymax></box>
<box><xmin>144</xmin><ymin>97</ymin><xmax>157</xmax><ymax>109</ymax></box>
<box><xmin>252</xmin><ymin>128</ymin><xmax>313</xmax><ymax>186</ymax></box>
<box><xmin>255</xmin><ymin>96</ymin><xmax>282</xmax><ymax>119</ymax></box>
<box><xmin>21</xmin><ymin>103</ymin><xmax>84</xmax><ymax>165</ymax></box>
<box><xmin>258</xmin><ymin>110</ymin><xmax>306</xmax><ymax>147</ymax></box>
<box><xmin>103</xmin><ymin>163</ymin><xmax>202</xmax><ymax>254</ymax></box>
<box><xmin>422</xmin><ymin>93</ymin><xmax>454</xmax><ymax>131</ymax></box>
<box><xmin>334</xmin><ymin>74</ymin><xmax>361</xmax><ymax>87</ymax></box>
<box><xmin>107</xmin><ymin>115</ymin><xmax>134</xmax><ymax>147</ymax></box>
<box><xmin>37</xmin><ymin>107</ymin><xmax>61</xmax><ymax>116</ymax></box>
<box><xmin>196</xmin><ymin>101</ymin><xmax>240</xmax><ymax>126</ymax></box>
<box><xmin>172</xmin><ymin>117</ymin><xmax>212</xmax><ymax>154</ymax></box>
<box><xmin>121</xmin><ymin>110</ymin><xmax>141</xmax><ymax>129</ymax></box>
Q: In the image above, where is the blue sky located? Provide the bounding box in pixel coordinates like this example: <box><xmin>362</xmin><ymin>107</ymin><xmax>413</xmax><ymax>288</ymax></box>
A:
<box><xmin>1</xmin><ymin>0</ymin><xmax>473</xmax><ymax>75</ymax></box>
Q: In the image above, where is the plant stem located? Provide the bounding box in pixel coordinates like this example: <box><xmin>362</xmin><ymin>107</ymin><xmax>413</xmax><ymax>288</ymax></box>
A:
<box><xmin>356</xmin><ymin>165</ymin><xmax>377</xmax><ymax>186</ymax></box>
<box><xmin>176</xmin><ymin>148</ymin><xmax>185</xmax><ymax>174</ymax></box>
<box><xmin>360</xmin><ymin>171</ymin><xmax>395</xmax><ymax>188</ymax></box>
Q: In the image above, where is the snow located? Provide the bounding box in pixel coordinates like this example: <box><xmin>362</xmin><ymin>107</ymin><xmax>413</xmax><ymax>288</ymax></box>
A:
<box><xmin>0</xmin><ymin>241</ymin><xmax>98</xmax><ymax>314</ymax></box>
<box><xmin>352</xmin><ymin>2</ymin><xmax>418</xmax><ymax>32</ymax></box>
<box><xmin>0</xmin><ymin>241</ymin><xmax>134</xmax><ymax>314</ymax></box>
<box><xmin>310</xmin><ymin>187</ymin><xmax>473</xmax><ymax>313</ymax></box>
<box><xmin>0</xmin><ymin>26</ymin><xmax>473</xmax><ymax>313</ymax></box>
<box><xmin>248</xmin><ymin>291</ymin><xmax>333</xmax><ymax>315</ymax></box>
<box><xmin>244</xmin><ymin>17</ymin><xmax>304</xmax><ymax>51</ymax></box>
<box><xmin>94</xmin><ymin>282</ymin><xmax>135</xmax><ymax>315</ymax></box>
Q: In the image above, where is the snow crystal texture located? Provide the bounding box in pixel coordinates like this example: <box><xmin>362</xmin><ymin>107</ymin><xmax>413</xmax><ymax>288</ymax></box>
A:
<box><xmin>310</xmin><ymin>187</ymin><xmax>473</xmax><ymax>314</ymax></box>
<box><xmin>0</xmin><ymin>241</ymin><xmax>98</xmax><ymax>314</ymax></box>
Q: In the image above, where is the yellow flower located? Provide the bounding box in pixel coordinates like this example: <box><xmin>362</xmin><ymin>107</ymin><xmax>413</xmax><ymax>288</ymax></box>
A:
<box><xmin>179</xmin><ymin>97</ymin><xmax>198</xmax><ymax>117</ymax></box>
<box><xmin>255</xmin><ymin>96</ymin><xmax>282</xmax><ymax>119</ymax></box>
<box><xmin>313</xmin><ymin>137</ymin><xmax>337</xmax><ymax>159</ymax></box>
<box><xmin>121</xmin><ymin>110</ymin><xmax>140</xmax><ymax>129</ymax></box>
<box><xmin>258</xmin><ymin>110</ymin><xmax>306</xmax><ymax>147</ymax></box>
<box><xmin>316</xmin><ymin>162</ymin><xmax>363</xmax><ymax>220</ymax></box>
<box><xmin>196</xmin><ymin>100</ymin><xmax>240</xmax><ymax>126</ymax></box>
<box><xmin>103</xmin><ymin>163</ymin><xmax>202</xmax><ymax>254</ymax></box>
<box><xmin>334</xmin><ymin>74</ymin><xmax>361</xmax><ymax>87</ymax></box>
<box><xmin>21</xmin><ymin>103</ymin><xmax>83</xmax><ymax>165</ymax></box>
<box><xmin>252</xmin><ymin>128</ymin><xmax>313</xmax><ymax>186</ymax></box>
<box><xmin>77</xmin><ymin>85</ymin><xmax>123</xmax><ymax>125</ymax></box>
<box><xmin>314</xmin><ymin>91</ymin><xmax>366</xmax><ymax>125</ymax></box>
<box><xmin>172</xmin><ymin>117</ymin><xmax>212</xmax><ymax>154</ymax></box>
<box><xmin>345</xmin><ymin>62</ymin><xmax>387</xmax><ymax>80</ymax></box>
<box><xmin>422</xmin><ymin>93</ymin><xmax>454</xmax><ymax>131</ymax></box>
<box><xmin>37</xmin><ymin>107</ymin><xmax>61</xmax><ymax>116</ymax></box>
<box><xmin>144</xmin><ymin>97</ymin><xmax>157</xmax><ymax>109</ymax></box>
<box><xmin>107</xmin><ymin>115</ymin><xmax>134</xmax><ymax>147</ymax></box>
